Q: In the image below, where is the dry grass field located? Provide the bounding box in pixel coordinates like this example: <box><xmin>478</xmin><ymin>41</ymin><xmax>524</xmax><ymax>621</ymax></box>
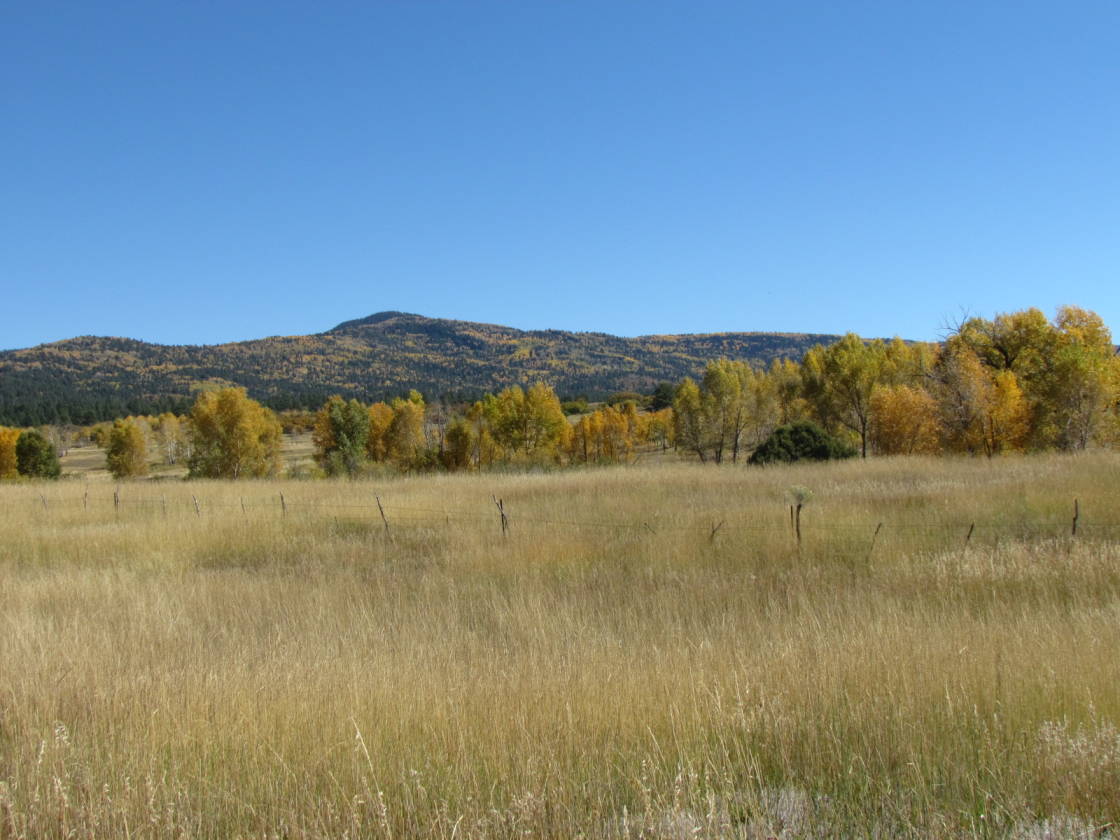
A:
<box><xmin>2</xmin><ymin>453</ymin><xmax>1119</xmax><ymax>838</ymax></box>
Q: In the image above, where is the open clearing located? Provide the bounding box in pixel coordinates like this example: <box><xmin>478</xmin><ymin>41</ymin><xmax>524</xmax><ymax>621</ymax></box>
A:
<box><xmin>2</xmin><ymin>453</ymin><xmax>1119</xmax><ymax>838</ymax></box>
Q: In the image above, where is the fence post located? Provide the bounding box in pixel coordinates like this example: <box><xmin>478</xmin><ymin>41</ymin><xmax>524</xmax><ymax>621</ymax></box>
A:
<box><xmin>493</xmin><ymin>496</ymin><xmax>508</xmax><ymax>537</ymax></box>
<box><xmin>376</xmin><ymin>495</ymin><xmax>391</xmax><ymax>539</ymax></box>
<box><xmin>113</xmin><ymin>487</ymin><xmax>120</xmax><ymax>516</ymax></box>
<box><xmin>280</xmin><ymin>492</ymin><xmax>287</xmax><ymax>518</ymax></box>
<box><xmin>192</xmin><ymin>495</ymin><xmax>201</xmax><ymax>518</ymax></box>
<box><xmin>965</xmin><ymin>523</ymin><xmax>975</xmax><ymax>545</ymax></box>
<box><xmin>866</xmin><ymin>522</ymin><xmax>883</xmax><ymax>564</ymax></box>
<box><xmin>1072</xmin><ymin>499</ymin><xmax>1079</xmax><ymax>537</ymax></box>
<box><xmin>83</xmin><ymin>484</ymin><xmax>89</xmax><ymax>511</ymax></box>
<box><xmin>709</xmin><ymin>521</ymin><xmax>724</xmax><ymax>544</ymax></box>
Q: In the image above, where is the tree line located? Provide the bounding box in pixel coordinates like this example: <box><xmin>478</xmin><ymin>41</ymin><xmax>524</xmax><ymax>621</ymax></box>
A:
<box><xmin>671</xmin><ymin>306</ymin><xmax>1118</xmax><ymax>463</ymax></box>
<box><xmin>2</xmin><ymin>307</ymin><xmax>1116</xmax><ymax>481</ymax></box>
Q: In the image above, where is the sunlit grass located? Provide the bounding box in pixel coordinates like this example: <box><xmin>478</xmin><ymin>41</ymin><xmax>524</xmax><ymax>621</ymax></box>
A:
<box><xmin>1</xmin><ymin>452</ymin><xmax>1119</xmax><ymax>837</ymax></box>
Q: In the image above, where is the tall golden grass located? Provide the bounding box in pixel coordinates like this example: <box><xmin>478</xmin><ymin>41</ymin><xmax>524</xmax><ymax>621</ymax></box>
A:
<box><xmin>2</xmin><ymin>453</ymin><xmax>1119</xmax><ymax>838</ymax></box>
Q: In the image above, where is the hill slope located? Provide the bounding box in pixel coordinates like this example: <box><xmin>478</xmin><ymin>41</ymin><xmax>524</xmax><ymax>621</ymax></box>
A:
<box><xmin>0</xmin><ymin>312</ymin><xmax>839</xmax><ymax>424</ymax></box>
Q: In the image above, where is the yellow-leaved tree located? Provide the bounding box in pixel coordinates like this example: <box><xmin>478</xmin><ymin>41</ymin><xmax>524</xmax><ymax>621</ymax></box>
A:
<box><xmin>488</xmin><ymin>383</ymin><xmax>568</xmax><ymax>462</ymax></box>
<box><xmin>0</xmin><ymin>426</ymin><xmax>20</xmax><ymax>478</ymax></box>
<box><xmin>869</xmin><ymin>385</ymin><xmax>941</xmax><ymax>456</ymax></box>
<box><xmin>981</xmin><ymin>370</ymin><xmax>1030</xmax><ymax>456</ymax></box>
<box><xmin>187</xmin><ymin>388</ymin><xmax>282</xmax><ymax>479</ymax></box>
<box><xmin>386</xmin><ymin>391</ymin><xmax>427</xmax><ymax>469</ymax></box>
<box><xmin>366</xmin><ymin>402</ymin><xmax>395</xmax><ymax>462</ymax></box>
<box><xmin>106</xmin><ymin>418</ymin><xmax>149</xmax><ymax>478</ymax></box>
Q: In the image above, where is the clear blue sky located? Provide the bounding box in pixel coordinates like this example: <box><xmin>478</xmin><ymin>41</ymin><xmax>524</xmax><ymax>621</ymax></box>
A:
<box><xmin>3</xmin><ymin>1</ymin><xmax>1118</xmax><ymax>350</ymax></box>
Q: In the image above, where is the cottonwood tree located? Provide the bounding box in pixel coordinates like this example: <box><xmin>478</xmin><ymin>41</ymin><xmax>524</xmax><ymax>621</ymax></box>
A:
<box><xmin>1047</xmin><ymin>306</ymin><xmax>1118</xmax><ymax>450</ymax></box>
<box><xmin>952</xmin><ymin>306</ymin><xmax>1117</xmax><ymax>450</ymax></box>
<box><xmin>802</xmin><ymin>333</ymin><xmax>888</xmax><ymax>458</ymax></box>
<box><xmin>312</xmin><ymin>396</ymin><xmax>370</xmax><ymax>476</ymax></box>
<box><xmin>673</xmin><ymin>378</ymin><xmax>710</xmax><ymax>461</ymax></box>
<box><xmin>440</xmin><ymin>417</ymin><xmax>474</xmax><ymax>470</ymax></box>
<box><xmin>670</xmin><ymin>360</ymin><xmax>773</xmax><ymax>464</ymax></box>
<box><xmin>0</xmin><ymin>427</ymin><xmax>20</xmax><ymax>478</ymax></box>
<box><xmin>869</xmin><ymin>385</ymin><xmax>942</xmax><ymax>455</ymax></box>
<box><xmin>488</xmin><ymin>383</ymin><xmax>569</xmax><ymax>460</ymax></box>
<box><xmin>187</xmin><ymin>388</ymin><xmax>282</xmax><ymax>479</ymax></box>
<box><xmin>106</xmin><ymin>418</ymin><xmax>149</xmax><ymax>478</ymax></box>
<box><xmin>365</xmin><ymin>402</ymin><xmax>394</xmax><ymax>462</ymax></box>
<box><xmin>386</xmin><ymin>392</ymin><xmax>427</xmax><ymax>469</ymax></box>
<box><xmin>153</xmin><ymin>413</ymin><xmax>186</xmax><ymax>465</ymax></box>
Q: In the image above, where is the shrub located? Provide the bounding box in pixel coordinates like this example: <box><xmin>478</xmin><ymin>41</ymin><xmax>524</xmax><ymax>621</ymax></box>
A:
<box><xmin>749</xmin><ymin>421</ymin><xmax>856</xmax><ymax>465</ymax></box>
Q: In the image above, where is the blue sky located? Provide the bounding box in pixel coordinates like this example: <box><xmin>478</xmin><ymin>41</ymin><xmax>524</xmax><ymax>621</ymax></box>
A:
<box><xmin>3</xmin><ymin>1</ymin><xmax>1118</xmax><ymax>349</ymax></box>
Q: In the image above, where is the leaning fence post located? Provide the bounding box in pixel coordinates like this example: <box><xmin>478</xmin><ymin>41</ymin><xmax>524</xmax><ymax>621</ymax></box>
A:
<box><xmin>866</xmin><ymin>522</ymin><xmax>883</xmax><ymax>564</ymax></box>
<box><xmin>40</xmin><ymin>494</ymin><xmax>48</xmax><ymax>511</ymax></box>
<box><xmin>191</xmin><ymin>495</ymin><xmax>201</xmax><ymax>518</ymax></box>
<box><xmin>493</xmin><ymin>496</ymin><xmax>508</xmax><ymax>537</ymax></box>
<box><xmin>376</xmin><ymin>495</ymin><xmax>391</xmax><ymax>539</ymax></box>
<box><xmin>1072</xmin><ymin>499</ymin><xmax>1080</xmax><ymax>537</ymax></box>
<box><xmin>965</xmin><ymin>522</ymin><xmax>975</xmax><ymax>545</ymax></box>
<box><xmin>709</xmin><ymin>520</ymin><xmax>725</xmax><ymax>544</ymax></box>
<box><xmin>280</xmin><ymin>492</ymin><xmax>287</xmax><ymax>518</ymax></box>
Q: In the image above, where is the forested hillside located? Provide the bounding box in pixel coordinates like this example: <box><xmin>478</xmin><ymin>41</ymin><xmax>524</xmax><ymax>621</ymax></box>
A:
<box><xmin>0</xmin><ymin>312</ymin><xmax>835</xmax><ymax>425</ymax></box>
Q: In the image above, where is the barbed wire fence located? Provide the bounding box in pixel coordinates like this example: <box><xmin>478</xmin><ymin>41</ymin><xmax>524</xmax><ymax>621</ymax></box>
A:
<box><xmin>12</xmin><ymin>487</ymin><xmax>1117</xmax><ymax>552</ymax></box>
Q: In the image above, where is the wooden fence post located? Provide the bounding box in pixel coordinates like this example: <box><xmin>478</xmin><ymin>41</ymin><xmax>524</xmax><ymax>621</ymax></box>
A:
<box><xmin>493</xmin><ymin>496</ymin><xmax>508</xmax><ymax>537</ymax></box>
<box><xmin>376</xmin><ymin>495</ymin><xmax>391</xmax><ymax>539</ymax></box>
<box><xmin>866</xmin><ymin>522</ymin><xmax>883</xmax><ymax>564</ymax></box>
<box><xmin>1072</xmin><ymin>499</ymin><xmax>1080</xmax><ymax>537</ymax></box>
<box><xmin>709</xmin><ymin>521</ymin><xmax>725</xmax><ymax>544</ymax></box>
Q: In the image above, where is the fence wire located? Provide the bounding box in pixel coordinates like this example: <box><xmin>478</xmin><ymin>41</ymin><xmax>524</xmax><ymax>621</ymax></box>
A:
<box><xmin>10</xmin><ymin>488</ymin><xmax>1114</xmax><ymax>545</ymax></box>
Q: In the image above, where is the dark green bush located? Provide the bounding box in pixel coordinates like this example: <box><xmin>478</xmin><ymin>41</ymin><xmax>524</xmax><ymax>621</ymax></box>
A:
<box><xmin>749</xmin><ymin>421</ymin><xmax>856</xmax><ymax>465</ymax></box>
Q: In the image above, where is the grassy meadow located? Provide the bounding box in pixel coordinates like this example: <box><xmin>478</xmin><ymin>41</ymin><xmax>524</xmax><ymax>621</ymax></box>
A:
<box><xmin>2</xmin><ymin>453</ymin><xmax>1119</xmax><ymax>838</ymax></box>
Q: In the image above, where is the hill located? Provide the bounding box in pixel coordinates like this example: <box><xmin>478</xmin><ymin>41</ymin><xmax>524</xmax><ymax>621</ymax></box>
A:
<box><xmin>0</xmin><ymin>312</ymin><xmax>839</xmax><ymax>425</ymax></box>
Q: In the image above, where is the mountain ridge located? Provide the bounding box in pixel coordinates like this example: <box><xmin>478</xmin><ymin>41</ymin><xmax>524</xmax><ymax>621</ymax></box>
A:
<box><xmin>0</xmin><ymin>312</ymin><xmax>844</xmax><ymax>425</ymax></box>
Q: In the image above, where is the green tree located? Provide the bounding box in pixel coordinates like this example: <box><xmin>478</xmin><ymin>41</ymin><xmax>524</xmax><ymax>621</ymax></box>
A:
<box><xmin>673</xmin><ymin>378</ymin><xmax>709</xmax><ymax>462</ymax></box>
<box><xmin>441</xmin><ymin>417</ymin><xmax>475</xmax><ymax>471</ymax></box>
<box><xmin>106</xmin><ymin>418</ymin><xmax>149</xmax><ymax>478</ymax></box>
<box><xmin>802</xmin><ymin>333</ymin><xmax>887</xmax><ymax>458</ymax></box>
<box><xmin>15</xmin><ymin>429</ymin><xmax>61</xmax><ymax>479</ymax></box>
<box><xmin>312</xmin><ymin>396</ymin><xmax>370</xmax><ymax>476</ymax></box>
<box><xmin>187</xmin><ymin>388</ymin><xmax>282</xmax><ymax>479</ymax></box>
